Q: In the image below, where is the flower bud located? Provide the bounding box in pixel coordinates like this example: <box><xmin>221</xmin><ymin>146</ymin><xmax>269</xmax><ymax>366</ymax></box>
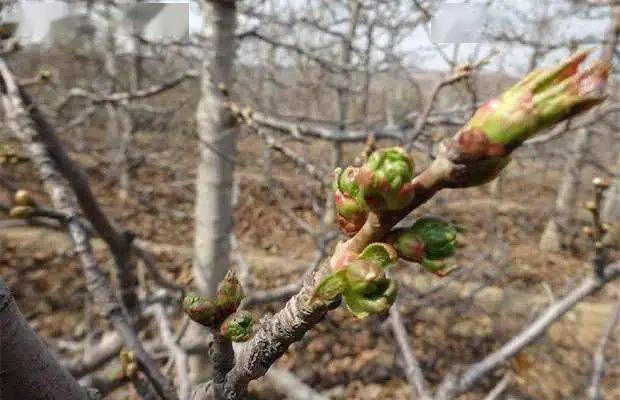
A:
<box><xmin>9</xmin><ymin>205</ymin><xmax>34</xmax><ymax>219</ymax></box>
<box><xmin>220</xmin><ymin>310</ymin><xmax>253</xmax><ymax>342</ymax></box>
<box><xmin>357</xmin><ymin>147</ymin><xmax>415</xmax><ymax>210</ymax></box>
<box><xmin>462</xmin><ymin>50</ymin><xmax>609</xmax><ymax>148</ymax></box>
<box><xmin>215</xmin><ymin>270</ymin><xmax>243</xmax><ymax>316</ymax></box>
<box><xmin>333</xmin><ymin>167</ymin><xmax>368</xmax><ymax>236</ymax></box>
<box><xmin>183</xmin><ymin>294</ymin><xmax>220</xmax><ymax>327</ymax></box>
<box><xmin>14</xmin><ymin>189</ymin><xmax>35</xmax><ymax>207</ymax></box>
<box><xmin>389</xmin><ymin>229</ymin><xmax>426</xmax><ymax>262</ymax></box>
<box><xmin>441</xmin><ymin>51</ymin><xmax>609</xmax><ymax>188</ymax></box>
<box><xmin>389</xmin><ymin>216</ymin><xmax>459</xmax><ymax>276</ymax></box>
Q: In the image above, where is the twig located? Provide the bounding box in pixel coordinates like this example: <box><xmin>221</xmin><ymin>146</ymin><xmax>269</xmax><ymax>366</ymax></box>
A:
<box><xmin>388</xmin><ymin>292</ymin><xmax>432</xmax><ymax>400</ymax></box>
<box><xmin>482</xmin><ymin>373</ymin><xmax>512</xmax><ymax>400</ymax></box>
<box><xmin>151</xmin><ymin>304</ymin><xmax>192</xmax><ymax>400</ymax></box>
<box><xmin>434</xmin><ymin>262</ymin><xmax>620</xmax><ymax>400</ymax></box>
<box><xmin>586</xmin><ymin>298</ymin><xmax>620</xmax><ymax>400</ymax></box>
<box><xmin>0</xmin><ymin>58</ymin><xmax>178</xmax><ymax>400</ymax></box>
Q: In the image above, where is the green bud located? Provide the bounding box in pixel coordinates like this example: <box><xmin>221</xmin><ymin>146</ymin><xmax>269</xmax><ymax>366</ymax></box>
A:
<box><xmin>333</xmin><ymin>167</ymin><xmax>368</xmax><ymax>236</ymax></box>
<box><xmin>220</xmin><ymin>310</ymin><xmax>253</xmax><ymax>342</ymax></box>
<box><xmin>464</xmin><ymin>50</ymin><xmax>609</xmax><ymax>147</ymax></box>
<box><xmin>408</xmin><ymin>216</ymin><xmax>458</xmax><ymax>260</ymax></box>
<box><xmin>388</xmin><ymin>216</ymin><xmax>459</xmax><ymax>276</ymax></box>
<box><xmin>313</xmin><ymin>243</ymin><xmax>399</xmax><ymax>318</ymax></box>
<box><xmin>183</xmin><ymin>294</ymin><xmax>219</xmax><ymax>327</ymax></box>
<box><xmin>356</xmin><ymin>147</ymin><xmax>415</xmax><ymax>210</ymax></box>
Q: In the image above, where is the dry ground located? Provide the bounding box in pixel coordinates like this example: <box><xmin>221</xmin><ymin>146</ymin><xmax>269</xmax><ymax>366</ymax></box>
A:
<box><xmin>0</xmin><ymin>129</ymin><xmax>618</xmax><ymax>400</ymax></box>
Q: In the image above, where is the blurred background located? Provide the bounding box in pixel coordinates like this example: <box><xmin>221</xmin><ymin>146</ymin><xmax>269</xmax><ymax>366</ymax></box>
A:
<box><xmin>0</xmin><ymin>1</ymin><xmax>618</xmax><ymax>399</ymax></box>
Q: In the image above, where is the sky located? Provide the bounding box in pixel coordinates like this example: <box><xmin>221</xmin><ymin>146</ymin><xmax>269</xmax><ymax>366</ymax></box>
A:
<box><xmin>0</xmin><ymin>0</ymin><xmax>611</xmax><ymax>74</ymax></box>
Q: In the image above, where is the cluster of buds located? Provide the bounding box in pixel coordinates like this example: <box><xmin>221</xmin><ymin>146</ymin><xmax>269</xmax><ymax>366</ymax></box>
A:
<box><xmin>9</xmin><ymin>189</ymin><xmax>35</xmax><ymax>219</ymax></box>
<box><xmin>440</xmin><ymin>50</ymin><xmax>610</xmax><ymax>187</ymax></box>
<box><xmin>387</xmin><ymin>216</ymin><xmax>459</xmax><ymax>276</ymax></box>
<box><xmin>183</xmin><ymin>271</ymin><xmax>252</xmax><ymax>340</ymax></box>
<box><xmin>314</xmin><ymin>243</ymin><xmax>399</xmax><ymax>319</ymax></box>
<box><xmin>333</xmin><ymin>147</ymin><xmax>416</xmax><ymax>236</ymax></box>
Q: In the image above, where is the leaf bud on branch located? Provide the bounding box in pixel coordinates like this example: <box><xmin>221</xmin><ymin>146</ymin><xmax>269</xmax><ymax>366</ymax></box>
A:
<box><xmin>388</xmin><ymin>216</ymin><xmax>459</xmax><ymax>276</ymax></box>
<box><xmin>183</xmin><ymin>270</ymin><xmax>244</xmax><ymax>328</ymax></box>
<box><xmin>220</xmin><ymin>310</ymin><xmax>254</xmax><ymax>342</ymax></box>
<box><xmin>314</xmin><ymin>243</ymin><xmax>399</xmax><ymax>319</ymax></box>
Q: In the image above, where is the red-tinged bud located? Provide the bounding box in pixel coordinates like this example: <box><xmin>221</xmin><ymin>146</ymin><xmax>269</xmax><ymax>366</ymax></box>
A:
<box><xmin>357</xmin><ymin>147</ymin><xmax>415</xmax><ymax>210</ymax></box>
<box><xmin>183</xmin><ymin>294</ymin><xmax>220</xmax><ymax>327</ymax></box>
<box><xmin>333</xmin><ymin>167</ymin><xmax>368</xmax><ymax>236</ymax></box>
<box><xmin>440</xmin><ymin>51</ymin><xmax>610</xmax><ymax>188</ymax></box>
<box><xmin>463</xmin><ymin>50</ymin><xmax>609</xmax><ymax>148</ymax></box>
<box><xmin>215</xmin><ymin>270</ymin><xmax>243</xmax><ymax>316</ymax></box>
<box><xmin>388</xmin><ymin>229</ymin><xmax>426</xmax><ymax>262</ymax></box>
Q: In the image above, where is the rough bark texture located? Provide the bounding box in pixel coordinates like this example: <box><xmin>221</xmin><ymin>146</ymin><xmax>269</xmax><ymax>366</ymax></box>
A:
<box><xmin>0</xmin><ymin>280</ymin><xmax>88</xmax><ymax>400</ymax></box>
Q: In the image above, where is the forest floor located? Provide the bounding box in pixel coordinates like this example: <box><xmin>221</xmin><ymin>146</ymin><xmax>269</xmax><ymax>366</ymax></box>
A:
<box><xmin>0</xmin><ymin>129</ymin><xmax>618</xmax><ymax>400</ymax></box>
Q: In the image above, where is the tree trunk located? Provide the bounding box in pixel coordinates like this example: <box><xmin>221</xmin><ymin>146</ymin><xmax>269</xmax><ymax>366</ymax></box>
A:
<box><xmin>189</xmin><ymin>0</ymin><xmax>238</xmax><ymax>385</ymax></box>
<box><xmin>0</xmin><ymin>280</ymin><xmax>88</xmax><ymax>400</ymax></box>
<box><xmin>193</xmin><ymin>0</ymin><xmax>238</xmax><ymax>298</ymax></box>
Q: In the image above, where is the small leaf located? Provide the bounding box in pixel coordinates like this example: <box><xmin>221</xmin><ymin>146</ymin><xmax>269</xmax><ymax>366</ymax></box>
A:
<box><xmin>313</xmin><ymin>270</ymin><xmax>347</xmax><ymax>302</ymax></box>
<box><xmin>358</xmin><ymin>243</ymin><xmax>398</xmax><ymax>269</ymax></box>
<box><xmin>343</xmin><ymin>278</ymin><xmax>398</xmax><ymax>319</ymax></box>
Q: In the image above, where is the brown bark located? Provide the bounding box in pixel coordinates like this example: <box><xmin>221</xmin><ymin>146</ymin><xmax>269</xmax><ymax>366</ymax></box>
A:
<box><xmin>0</xmin><ymin>280</ymin><xmax>88</xmax><ymax>400</ymax></box>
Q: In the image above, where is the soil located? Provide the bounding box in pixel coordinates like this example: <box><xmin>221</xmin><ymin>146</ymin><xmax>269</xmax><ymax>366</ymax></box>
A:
<box><xmin>0</xmin><ymin>129</ymin><xmax>618</xmax><ymax>400</ymax></box>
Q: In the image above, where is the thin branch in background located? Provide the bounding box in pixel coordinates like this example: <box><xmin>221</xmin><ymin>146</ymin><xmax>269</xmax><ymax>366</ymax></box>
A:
<box><xmin>482</xmin><ymin>372</ymin><xmax>512</xmax><ymax>400</ymax></box>
<box><xmin>434</xmin><ymin>262</ymin><xmax>620</xmax><ymax>400</ymax></box>
<box><xmin>150</xmin><ymin>303</ymin><xmax>192</xmax><ymax>400</ymax></box>
<box><xmin>388</xmin><ymin>290</ymin><xmax>432</xmax><ymax>400</ymax></box>
<box><xmin>0</xmin><ymin>59</ymin><xmax>177</xmax><ymax>400</ymax></box>
<box><xmin>586</xmin><ymin>298</ymin><xmax>620</xmax><ymax>400</ymax></box>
